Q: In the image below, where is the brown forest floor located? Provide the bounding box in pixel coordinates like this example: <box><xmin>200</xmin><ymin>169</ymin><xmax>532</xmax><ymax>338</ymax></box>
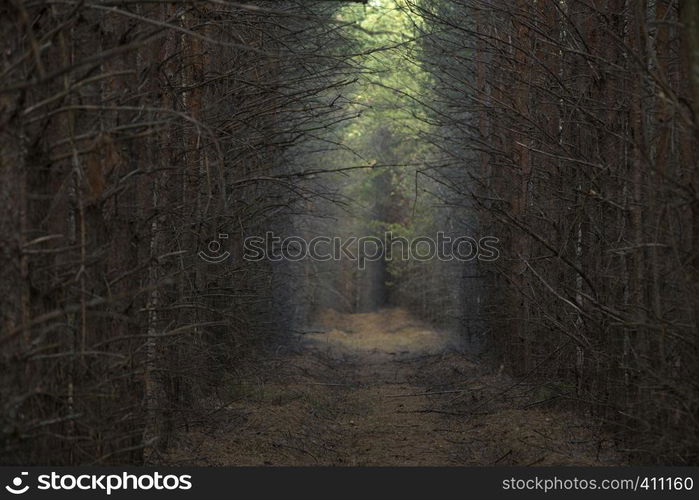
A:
<box><xmin>161</xmin><ymin>308</ymin><xmax>622</xmax><ymax>466</ymax></box>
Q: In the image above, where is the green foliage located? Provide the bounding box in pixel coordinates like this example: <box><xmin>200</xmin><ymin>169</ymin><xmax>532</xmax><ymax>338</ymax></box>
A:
<box><xmin>336</xmin><ymin>0</ymin><xmax>434</xmax><ymax>165</ymax></box>
<box><xmin>309</xmin><ymin>1</ymin><xmax>455</xmax><ymax>311</ymax></box>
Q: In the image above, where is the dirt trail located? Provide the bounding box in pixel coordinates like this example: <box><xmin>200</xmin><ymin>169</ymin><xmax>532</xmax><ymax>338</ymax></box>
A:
<box><xmin>163</xmin><ymin>309</ymin><xmax>620</xmax><ymax>466</ymax></box>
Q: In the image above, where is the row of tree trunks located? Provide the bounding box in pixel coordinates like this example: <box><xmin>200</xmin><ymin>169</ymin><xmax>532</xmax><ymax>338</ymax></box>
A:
<box><xmin>410</xmin><ymin>0</ymin><xmax>699</xmax><ymax>463</ymax></box>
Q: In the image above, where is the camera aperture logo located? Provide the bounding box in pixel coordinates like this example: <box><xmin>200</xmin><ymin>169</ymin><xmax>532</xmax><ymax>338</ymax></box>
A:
<box><xmin>5</xmin><ymin>472</ymin><xmax>29</xmax><ymax>495</ymax></box>
<box><xmin>4</xmin><ymin>471</ymin><xmax>192</xmax><ymax>495</ymax></box>
<box><xmin>198</xmin><ymin>233</ymin><xmax>231</xmax><ymax>263</ymax></box>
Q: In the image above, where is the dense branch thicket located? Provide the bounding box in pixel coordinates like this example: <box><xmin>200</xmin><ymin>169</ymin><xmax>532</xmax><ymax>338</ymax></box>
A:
<box><xmin>409</xmin><ymin>0</ymin><xmax>698</xmax><ymax>463</ymax></box>
<box><xmin>2</xmin><ymin>0</ymin><xmax>698</xmax><ymax>466</ymax></box>
<box><xmin>0</xmin><ymin>0</ymin><xmax>360</xmax><ymax>464</ymax></box>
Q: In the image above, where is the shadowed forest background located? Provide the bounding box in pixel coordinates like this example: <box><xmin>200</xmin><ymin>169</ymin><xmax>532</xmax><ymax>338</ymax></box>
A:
<box><xmin>1</xmin><ymin>0</ymin><xmax>698</xmax><ymax>465</ymax></box>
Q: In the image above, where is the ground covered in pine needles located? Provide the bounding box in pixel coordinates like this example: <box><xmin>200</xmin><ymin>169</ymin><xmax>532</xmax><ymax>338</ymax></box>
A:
<box><xmin>161</xmin><ymin>309</ymin><xmax>621</xmax><ymax>466</ymax></box>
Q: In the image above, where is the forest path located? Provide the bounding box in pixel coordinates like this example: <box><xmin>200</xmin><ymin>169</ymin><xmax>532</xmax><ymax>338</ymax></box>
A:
<box><xmin>162</xmin><ymin>309</ymin><xmax>620</xmax><ymax>466</ymax></box>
